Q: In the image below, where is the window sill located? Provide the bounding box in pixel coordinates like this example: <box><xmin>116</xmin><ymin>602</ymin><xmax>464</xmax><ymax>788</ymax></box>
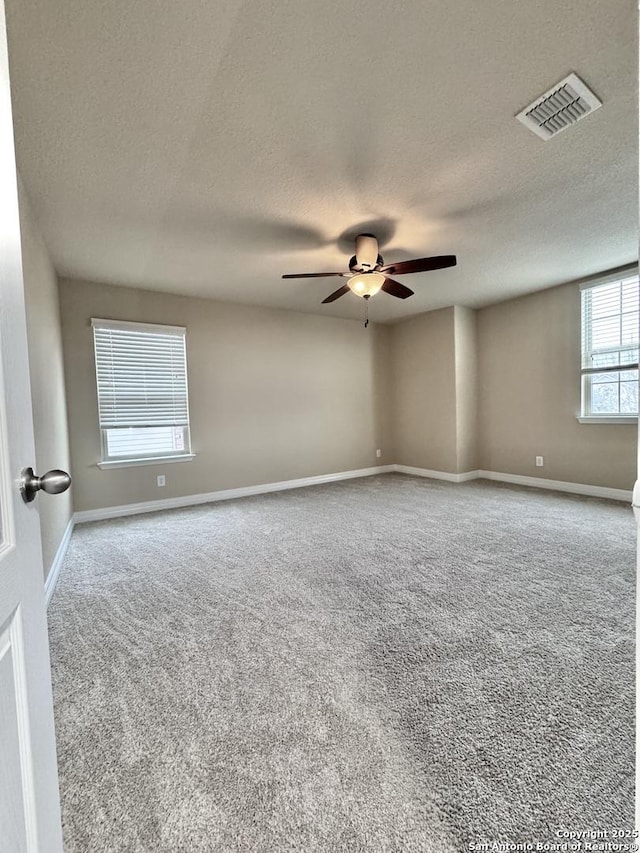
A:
<box><xmin>97</xmin><ymin>454</ymin><xmax>196</xmax><ymax>470</ymax></box>
<box><xmin>576</xmin><ymin>416</ymin><xmax>638</xmax><ymax>425</ymax></box>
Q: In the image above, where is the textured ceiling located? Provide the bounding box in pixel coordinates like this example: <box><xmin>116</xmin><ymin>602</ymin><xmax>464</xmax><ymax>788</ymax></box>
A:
<box><xmin>5</xmin><ymin>0</ymin><xmax>638</xmax><ymax>323</ymax></box>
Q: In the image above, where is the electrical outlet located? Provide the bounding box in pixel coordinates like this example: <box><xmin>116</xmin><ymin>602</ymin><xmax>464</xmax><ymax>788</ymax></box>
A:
<box><xmin>535</xmin><ymin>456</ymin><xmax>544</xmax><ymax>467</ymax></box>
<box><xmin>157</xmin><ymin>475</ymin><xmax>166</xmax><ymax>487</ymax></box>
<box><xmin>376</xmin><ymin>449</ymin><xmax>382</xmax><ymax>458</ymax></box>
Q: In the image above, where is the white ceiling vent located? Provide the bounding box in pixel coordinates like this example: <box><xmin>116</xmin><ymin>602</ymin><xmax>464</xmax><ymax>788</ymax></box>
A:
<box><xmin>516</xmin><ymin>72</ymin><xmax>602</xmax><ymax>140</ymax></box>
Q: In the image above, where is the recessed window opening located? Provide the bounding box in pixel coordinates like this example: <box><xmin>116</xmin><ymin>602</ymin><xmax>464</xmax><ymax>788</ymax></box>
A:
<box><xmin>92</xmin><ymin>318</ymin><xmax>192</xmax><ymax>463</ymax></box>
<box><xmin>580</xmin><ymin>273</ymin><xmax>639</xmax><ymax>418</ymax></box>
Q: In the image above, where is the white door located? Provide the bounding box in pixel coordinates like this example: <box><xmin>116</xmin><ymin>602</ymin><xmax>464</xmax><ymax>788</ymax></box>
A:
<box><xmin>635</xmin><ymin>424</ymin><xmax>639</xmax><ymax>832</ymax></box>
<box><xmin>0</xmin><ymin>0</ymin><xmax>64</xmax><ymax>848</ymax></box>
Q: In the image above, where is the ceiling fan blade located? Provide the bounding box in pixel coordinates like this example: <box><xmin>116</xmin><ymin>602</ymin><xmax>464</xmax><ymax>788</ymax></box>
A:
<box><xmin>380</xmin><ymin>255</ymin><xmax>457</xmax><ymax>276</ymax></box>
<box><xmin>322</xmin><ymin>284</ymin><xmax>350</xmax><ymax>304</ymax></box>
<box><xmin>282</xmin><ymin>272</ymin><xmax>345</xmax><ymax>279</ymax></box>
<box><xmin>382</xmin><ymin>278</ymin><xmax>414</xmax><ymax>299</ymax></box>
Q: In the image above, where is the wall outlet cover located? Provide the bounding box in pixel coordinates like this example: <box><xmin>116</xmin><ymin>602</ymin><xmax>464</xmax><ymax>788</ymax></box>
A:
<box><xmin>535</xmin><ymin>456</ymin><xmax>544</xmax><ymax>467</ymax></box>
<box><xmin>157</xmin><ymin>475</ymin><xmax>166</xmax><ymax>487</ymax></box>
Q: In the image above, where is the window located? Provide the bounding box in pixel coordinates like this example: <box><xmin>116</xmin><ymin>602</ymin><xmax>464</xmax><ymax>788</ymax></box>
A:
<box><xmin>92</xmin><ymin>319</ymin><xmax>192</xmax><ymax>465</ymax></box>
<box><xmin>580</xmin><ymin>273</ymin><xmax>639</xmax><ymax>419</ymax></box>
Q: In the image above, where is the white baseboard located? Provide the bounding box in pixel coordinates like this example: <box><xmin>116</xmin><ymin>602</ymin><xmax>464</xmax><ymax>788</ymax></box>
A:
<box><xmin>392</xmin><ymin>464</ymin><xmax>632</xmax><ymax>502</ymax></box>
<box><xmin>476</xmin><ymin>470</ymin><xmax>633</xmax><ymax>503</ymax></box>
<box><xmin>44</xmin><ymin>516</ymin><xmax>74</xmax><ymax>608</ymax></box>
<box><xmin>73</xmin><ymin>461</ymin><xmax>633</xmax><ymax>525</ymax></box>
<box><xmin>74</xmin><ymin>465</ymin><xmax>395</xmax><ymax>523</ymax></box>
<box><xmin>394</xmin><ymin>465</ymin><xmax>481</xmax><ymax>483</ymax></box>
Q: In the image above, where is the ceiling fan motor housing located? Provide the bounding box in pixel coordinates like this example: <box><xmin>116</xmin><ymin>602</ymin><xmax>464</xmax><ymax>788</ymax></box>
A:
<box><xmin>349</xmin><ymin>254</ymin><xmax>384</xmax><ymax>272</ymax></box>
<box><xmin>353</xmin><ymin>233</ymin><xmax>382</xmax><ymax>271</ymax></box>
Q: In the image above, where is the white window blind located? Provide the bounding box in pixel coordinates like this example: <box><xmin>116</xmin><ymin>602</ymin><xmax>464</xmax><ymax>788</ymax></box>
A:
<box><xmin>92</xmin><ymin>319</ymin><xmax>192</xmax><ymax>462</ymax></box>
<box><xmin>580</xmin><ymin>273</ymin><xmax>639</xmax><ymax>417</ymax></box>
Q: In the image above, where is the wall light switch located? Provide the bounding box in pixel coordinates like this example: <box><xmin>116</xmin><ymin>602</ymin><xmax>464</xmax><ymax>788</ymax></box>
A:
<box><xmin>376</xmin><ymin>449</ymin><xmax>382</xmax><ymax>458</ymax></box>
<box><xmin>157</xmin><ymin>475</ymin><xmax>166</xmax><ymax>487</ymax></box>
<box><xmin>535</xmin><ymin>456</ymin><xmax>544</xmax><ymax>467</ymax></box>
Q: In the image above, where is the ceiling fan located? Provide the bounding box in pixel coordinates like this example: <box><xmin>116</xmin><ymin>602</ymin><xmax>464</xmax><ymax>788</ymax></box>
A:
<box><xmin>282</xmin><ymin>233</ymin><xmax>457</xmax><ymax>303</ymax></box>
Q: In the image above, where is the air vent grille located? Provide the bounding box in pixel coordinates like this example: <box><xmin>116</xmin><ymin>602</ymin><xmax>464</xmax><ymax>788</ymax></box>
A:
<box><xmin>516</xmin><ymin>73</ymin><xmax>602</xmax><ymax>140</ymax></box>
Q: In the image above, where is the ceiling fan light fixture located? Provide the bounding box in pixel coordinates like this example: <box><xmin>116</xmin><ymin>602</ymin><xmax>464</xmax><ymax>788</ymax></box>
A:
<box><xmin>348</xmin><ymin>272</ymin><xmax>385</xmax><ymax>298</ymax></box>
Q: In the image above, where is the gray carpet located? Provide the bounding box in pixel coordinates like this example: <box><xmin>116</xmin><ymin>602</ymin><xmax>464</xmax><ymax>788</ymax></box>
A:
<box><xmin>48</xmin><ymin>474</ymin><xmax>636</xmax><ymax>852</ymax></box>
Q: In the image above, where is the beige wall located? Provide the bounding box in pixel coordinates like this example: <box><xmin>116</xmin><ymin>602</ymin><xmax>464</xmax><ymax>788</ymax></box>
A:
<box><xmin>388</xmin><ymin>283</ymin><xmax>635</xmax><ymax>490</ymax></box>
<box><xmin>58</xmin><ymin>274</ymin><xmax>636</xmax><ymax>511</ymax></box>
<box><xmin>454</xmin><ymin>306</ymin><xmax>478</xmax><ymax>473</ymax></box>
<box><xmin>389</xmin><ymin>305</ymin><xmax>479</xmax><ymax>475</ymax></box>
<box><xmin>18</xmin><ymin>179</ymin><xmax>72</xmax><ymax>579</ymax></box>
<box><xmin>371</xmin><ymin>323</ymin><xmax>394</xmax><ymax>463</ymax></box>
<box><xmin>389</xmin><ymin>307</ymin><xmax>458</xmax><ymax>472</ymax></box>
<box><xmin>59</xmin><ymin>278</ymin><xmax>391</xmax><ymax>512</ymax></box>
<box><xmin>477</xmin><ymin>281</ymin><xmax>637</xmax><ymax>490</ymax></box>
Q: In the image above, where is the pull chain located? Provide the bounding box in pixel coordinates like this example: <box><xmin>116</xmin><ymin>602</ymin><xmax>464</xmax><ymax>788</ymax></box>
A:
<box><xmin>364</xmin><ymin>295</ymin><xmax>369</xmax><ymax>328</ymax></box>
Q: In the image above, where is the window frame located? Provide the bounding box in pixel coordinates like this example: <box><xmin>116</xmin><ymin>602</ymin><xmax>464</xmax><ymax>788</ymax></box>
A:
<box><xmin>92</xmin><ymin>318</ymin><xmax>195</xmax><ymax>468</ymax></box>
<box><xmin>578</xmin><ymin>269</ymin><xmax>639</xmax><ymax>424</ymax></box>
